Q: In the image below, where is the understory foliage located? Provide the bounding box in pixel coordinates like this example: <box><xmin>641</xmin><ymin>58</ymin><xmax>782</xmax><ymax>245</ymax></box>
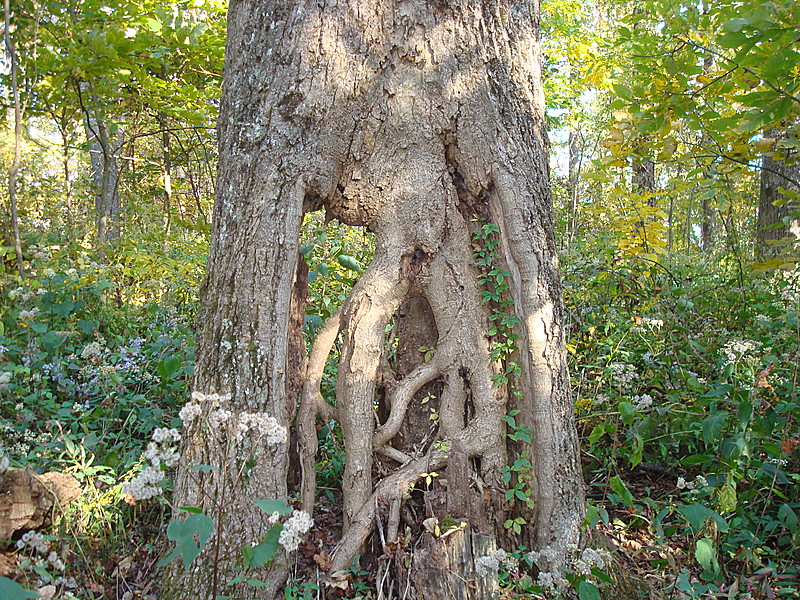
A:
<box><xmin>1</xmin><ymin>225</ymin><xmax>797</xmax><ymax>599</ymax></box>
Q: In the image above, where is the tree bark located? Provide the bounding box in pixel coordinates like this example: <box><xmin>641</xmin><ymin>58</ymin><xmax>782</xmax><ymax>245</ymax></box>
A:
<box><xmin>83</xmin><ymin>112</ymin><xmax>124</xmax><ymax>247</ymax></box>
<box><xmin>4</xmin><ymin>0</ymin><xmax>25</xmax><ymax>274</ymax></box>
<box><xmin>163</xmin><ymin>1</ymin><xmax>584</xmax><ymax>597</ymax></box>
<box><xmin>756</xmin><ymin>131</ymin><xmax>800</xmax><ymax>260</ymax></box>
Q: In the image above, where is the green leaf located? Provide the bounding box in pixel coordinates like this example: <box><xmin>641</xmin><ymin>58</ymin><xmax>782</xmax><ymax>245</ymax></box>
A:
<box><xmin>702</xmin><ymin>413</ymin><xmax>728</xmax><ymax>445</ymax></box>
<box><xmin>609</xmin><ymin>475</ymin><xmax>634</xmax><ymax>507</ymax></box>
<box><xmin>39</xmin><ymin>331</ymin><xmax>65</xmax><ymax>353</ymax></box>
<box><xmin>694</xmin><ymin>537</ymin><xmax>720</xmax><ymax>575</ymax></box>
<box><xmin>158</xmin><ymin>355</ymin><xmax>181</xmax><ymax>380</ymax></box>
<box><xmin>246</xmin><ymin>524</ymin><xmax>283</xmax><ymax>567</ymax></box>
<box><xmin>680</xmin><ymin>453</ymin><xmax>714</xmax><ymax>466</ymax></box>
<box><xmin>255</xmin><ymin>499</ymin><xmax>292</xmax><ymax>516</ymax></box>
<box><xmin>578</xmin><ymin>580</ymin><xmax>602</xmax><ymax>600</ymax></box>
<box><xmin>0</xmin><ymin>577</ymin><xmax>39</xmax><ymax>599</ymax></box>
<box><xmin>717</xmin><ymin>482</ymin><xmax>737</xmax><ymax>513</ymax></box>
<box><xmin>588</xmin><ymin>424</ymin><xmax>606</xmax><ymax>445</ymax></box>
<box><xmin>337</xmin><ymin>254</ymin><xmax>362</xmax><ymax>272</ymax></box>
<box><xmin>676</xmin><ymin>504</ymin><xmax>728</xmax><ymax>535</ymax></box>
<box><xmin>77</xmin><ymin>319</ymin><xmax>99</xmax><ymax>335</ymax></box>
<box><xmin>611</xmin><ymin>83</ymin><xmax>634</xmax><ymax>102</ymax></box>
<box><xmin>618</xmin><ymin>401</ymin><xmax>635</xmax><ymax>426</ymax></box>
<box><xmin>777</xmin><ymin>504</ymin><xmax>798</xmax><ymax>532</ymax></box>
<box><xmin>160</xmin><ymin>512</ymin><xmax>214</xmax><ymax>570</ymax></box>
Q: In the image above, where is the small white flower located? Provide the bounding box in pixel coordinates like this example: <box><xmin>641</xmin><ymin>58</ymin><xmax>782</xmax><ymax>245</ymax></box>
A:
<box><xmin>81</xmin><ymin>341</ymin><xmax>104</xmax><ymax>360</ymax></box>
<box><xmin>278</xmin><ymin>510</ymin><xmax>313</xmax><ymax>553</ymax></box>
<box><xmin>179</xmin><ymin>402</ymin><xmax>203</xmax><ymax>424</ymax></box>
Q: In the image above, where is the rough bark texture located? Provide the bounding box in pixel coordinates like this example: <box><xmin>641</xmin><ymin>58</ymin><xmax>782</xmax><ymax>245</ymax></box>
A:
<box><xmin>84</xmin><ymin>113</ymin><xmax>124</xmax><ymax>246</ymax></box>
<box><xmin>163</xmin><ymin>1</ymin><xmax>583</xmax><ymax>597</ymax></box>
<box><xmin>756</xmin><ymin>133</ymin><xmax>800</xmax><ymax>260</ymax></box>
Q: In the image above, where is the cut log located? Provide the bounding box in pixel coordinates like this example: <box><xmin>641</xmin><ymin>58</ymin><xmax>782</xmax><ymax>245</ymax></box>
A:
<box><xmin>0</xmin><ymin>469</ymin><xmax>81</xmax><ymax>542</ymax></box>
<box><xmin>411</xmin><ymin>526</ymin><xmax>499</xmax><ymax>600</ymax></box>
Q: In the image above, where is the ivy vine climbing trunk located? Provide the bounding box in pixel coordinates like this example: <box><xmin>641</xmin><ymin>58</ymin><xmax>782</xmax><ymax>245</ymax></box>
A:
<box><xmin>163</xmin><ymin>1</ymin><xmax>584</xmax><ymax>598</ymax></box>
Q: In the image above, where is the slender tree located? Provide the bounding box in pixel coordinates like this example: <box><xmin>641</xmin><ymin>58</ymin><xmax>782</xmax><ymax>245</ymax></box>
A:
<box><xmin>163</xmin><ymin>1</ymin><xmax>584</xmax><ymax>597</ymax></box>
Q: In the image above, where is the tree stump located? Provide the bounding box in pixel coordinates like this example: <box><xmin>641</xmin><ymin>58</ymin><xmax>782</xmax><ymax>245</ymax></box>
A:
<box><xmin>411</xmin><ymin>527</ymin><xmax>498</xmax><ymax>600</ymax></box>
<box><xmin>0</xmin><ymin>469</ymin><xmax>81</xmax><ymax>542</ymax></box>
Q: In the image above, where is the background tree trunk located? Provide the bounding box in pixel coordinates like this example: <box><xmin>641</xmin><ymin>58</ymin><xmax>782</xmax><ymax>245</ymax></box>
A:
<box><xmin>163</xmin><ymin>1</ymin><xmax>583</xmax><ymax>597</ymax></box>
<box><xmin>756</xmin><ymin>130</ymin><xmax>800</xmax><ymax>260</ymax></box>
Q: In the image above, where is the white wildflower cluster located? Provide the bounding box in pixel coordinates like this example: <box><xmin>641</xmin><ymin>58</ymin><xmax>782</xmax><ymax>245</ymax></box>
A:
<box><xmin>720</xmin><ymin>339</ymin><xmax>760</xmax><ymax>366</ymax></box>
<box><xmin>475</xmin><ymin>548</ymin><xmax>508</xmax><ymax>577</ymax></box>
<box><xmin>277</xmin><ymin>510</ymin><xmax>314</xmax><ymax>553</ymax></box>
<box><xmin>182</xmin><ymin>392</ymin><xmax>288</xmax><ymax>446</ymax></box>
<box><xmin>0</xmin><ymin>371</ymin><xmax>12</xmax><ymax>386</ymax></box>
<box><xmin>179</xmin><ymin>401</ymin><xmax>203</xmax><ymax>423</ymax></box>
<box><xmin>209</xmin><ymin>408</ymin><xmax>233</xmax><ymax>431</ymax></box>
<box><xmin>572</xmin><ymin>547</ymin><xmax>611</xmax><ymax>576</ymax></box>
<box><xmin>594</xmin><ymin>393</ymin><xmax>611</xmax><ymax>406</ymax></box>
<box><xmin>43</xmin><ymin>268</ymin><xmax>56</xmax><ymax>278</ymax></box>
<box><xmin>632</xmin><ymin>317</ymin><xmax>664</xmax><ymax>332</ymax></box>
<box><xmin>536</xmin><ymin>570</ymin><xmax>569</xmax><ymax>590</ymax></box>
<box><xmin>527</xmin><ymin>545</ymin><xmax>559</xmax><ymax>565</ymax></box>
<box><xmin>632</xmin><ymin>394</ymin><xmax>653</xmax><ymax>412</ymax></box>
<box><xmin>122</xmin><ymin>465</ymin><xmax>165</xmax><ymax>501</ymax></box>
<box><xmin>16</xmin><ymin>531</ymin><xmax>49</xmax><ymax>554</ymax></box>
<box><xmin>122</xmin><ymin>428</ymin><xmax>181</xmax><ymax>501</ymax></box>
<box><xmin>609</xmin><ymin>362</ymin><xmax>637</xmax><ymax>389</ymax></box>
<box><xmin>18</xmin><ymin>308</ymin><xmax>41</xmax><ymax>320</ymax></box>
<box><xmin>235</xmin><ymin>412</ymin><xmax>287</xmax><ymax>445</ymax></box>
<box><xmin>80</xmin><ymin>341</ymin><xmax>104</xmax><ymax>360</ymax></box>
<box><xmin>676</xmin><ymin>474</ymin><xmax>708</xmax><ymax>494</ymax></box>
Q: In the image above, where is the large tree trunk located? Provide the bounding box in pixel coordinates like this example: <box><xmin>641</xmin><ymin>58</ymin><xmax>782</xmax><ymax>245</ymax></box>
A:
<box><xmin>756</xmin><ymin>131</ymin><xmax>800</xmax><ymax>261</ymax></box>
<box><xmin>163</xmin><ymin>1</ymin><xmax>583</xmax><ymax>598</ymax></box>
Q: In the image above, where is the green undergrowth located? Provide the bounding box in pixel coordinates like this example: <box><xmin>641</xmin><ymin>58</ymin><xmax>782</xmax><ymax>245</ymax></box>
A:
<box><xmin>1</xmin><ymin>228</ymin><xmax>798</xmax><ymax>599</ymax></box>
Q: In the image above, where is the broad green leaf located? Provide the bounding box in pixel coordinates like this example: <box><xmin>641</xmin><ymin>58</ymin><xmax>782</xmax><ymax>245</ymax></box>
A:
<box><xmin>676</xmin><ymin>504</ymin><xmax>728</xmax><ymax>535</ymax></box>
<box><xmin>695</xmin><ymin>537</ymin><xmax>720</xmax><ymax>575</ymax></box>
<box><xmin>337</xmin><ymin>254</ymin><xmax>362</xmax><ymax>272</ymax></box>
<box><xmin>578</xmin><ymin>580</ymin><xmax>602</xmax><ymax>600</ymax></box>
<box><xmin>39</xmin><ymin>331</ymin><xmax>65</xmax><ymax>353</ymax></box>
<box><xmin>702</xmin><ymin>413</ymin><xmax>727</xmax><ymax>445</ymax></box>
<box><xmin>609</xmin><ymin>475</ymin><xmax>633</xmax><ymax>507</ymax></box>
<box><xmin>158</xmin><ymin>355</ymin><xmax>181</xmax><ymax>380</ymax></box>
<box><xmin>160</xmin><ymin>512</ymin><xmax>215</xmax><ymax>570</ymax></box>
<box><xmin>618</xmin><ymin>401</ymin><xmax>635</xmax><ymax>426</ymax></box>
<box><xmin>717</xmin><ymin>482</ymin><xmax>737</xmax><ymax>513</ymax></box>
<box><xmin>246</xmin><ymin>524</ymin><xmax>283</xmax><ymax>567</ymax></box>
<box><xmin>777</xmin><ymin>504</ymin><xmax>798</xmax><ymax>532</ymax></box>
<box><xmin>0</xmin><ymin>577</ymin><xmax>39</xmax><ymax>599</ymax></box>
<box><xmin>255</xmin><ymin>499</ymin><xmax>292</xmax><ymax>516</ymax></box>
